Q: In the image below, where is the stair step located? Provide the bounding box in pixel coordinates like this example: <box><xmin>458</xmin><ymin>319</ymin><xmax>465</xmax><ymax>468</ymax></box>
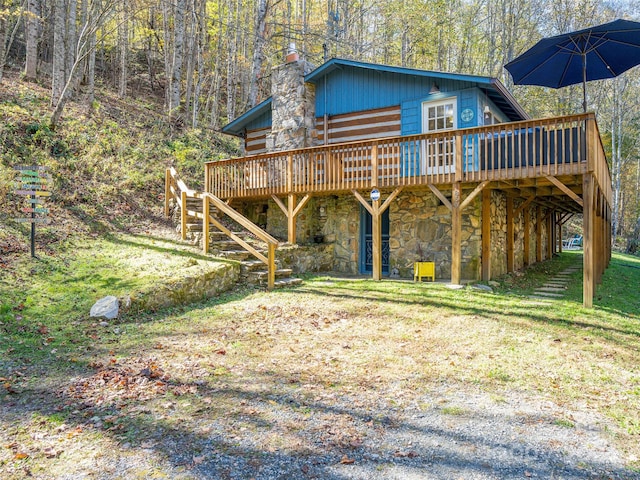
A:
<box><xmin>240</xmin><ymin>260</ymin><xmax>267</xmax><ymax>273</ymax></box>
<box><xmin>274</xmin><ymin>277</ymin><xmax>303</xmax><ymax>288</ymax></box>
<box><xmin>247</xmin><ymin>268</ymin><xmax>293</xmax><ymax>282</ymax></box>
<box><xmin>218</xmin><ymin>250</ymin><xmax>251</xmax><ymax>261</ymax></box>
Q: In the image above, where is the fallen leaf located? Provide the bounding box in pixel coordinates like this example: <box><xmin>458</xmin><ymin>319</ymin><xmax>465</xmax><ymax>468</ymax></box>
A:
<box><xmin>339</xmin><ymin>455</ymin><xmax>355</xmax><ymax>464</ymax></box>
<box><xmin>38</xmin><ymin>325</ymin><xmax>49</xmax><ymax>335</ymax></box>
<box><xmin>14</xmin><ymin>452</ymin><xmax>29</xmax><ymax>460</ymax></box>
<box><xmin>193</xmin><ymin>455</ymin><xmax>205</xmax><ymax>465</ymax></box>
<box><xmin>43</xmin><ymin>447</ymin><xmax>60</xmax><ymax>458</ymax></box>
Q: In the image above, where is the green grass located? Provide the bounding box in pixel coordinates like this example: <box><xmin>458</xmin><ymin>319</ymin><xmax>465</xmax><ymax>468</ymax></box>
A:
<box><xmin>1</xmin><ymin>237</ymin><xmax>639</xmax><ymax>476</ymax></box>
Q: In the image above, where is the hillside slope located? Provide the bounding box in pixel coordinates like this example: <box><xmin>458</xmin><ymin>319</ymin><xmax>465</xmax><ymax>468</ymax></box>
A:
<box><xmin>0</xmin><ymin>70</ymin><xmax>239</xmax><ymax>259</ymax></box>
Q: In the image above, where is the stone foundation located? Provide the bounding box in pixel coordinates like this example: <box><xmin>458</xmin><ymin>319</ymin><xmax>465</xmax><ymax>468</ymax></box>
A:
<box><xmin>238</xmin><ymin>186</ymin><xmax>552</xmax><ymax>282</ymax></box>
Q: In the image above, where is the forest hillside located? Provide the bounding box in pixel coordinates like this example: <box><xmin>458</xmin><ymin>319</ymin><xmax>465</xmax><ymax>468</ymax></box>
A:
<box><xmin>0</xmin><ymin>67</ymin><xmax>239</xmax><ymax>258</ymax></box>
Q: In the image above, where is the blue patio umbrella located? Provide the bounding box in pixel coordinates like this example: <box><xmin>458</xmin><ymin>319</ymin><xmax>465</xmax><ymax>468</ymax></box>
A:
<box><xmin>504</xmin><ymin>19</ymin><xmax>640</xmax><ymax>112</ymax></box>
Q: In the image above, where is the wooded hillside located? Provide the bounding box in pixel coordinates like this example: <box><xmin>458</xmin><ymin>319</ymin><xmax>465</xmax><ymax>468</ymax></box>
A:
<box><xmin>0</xmin><ymin>0</ymin><xmax>639</xmax><ymax>249</ymax></box>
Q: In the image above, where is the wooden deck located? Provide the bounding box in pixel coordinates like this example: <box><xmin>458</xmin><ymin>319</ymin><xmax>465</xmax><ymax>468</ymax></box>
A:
<box><xmin>202</xmin><ymin>112</ymin><xmax>612</xmax><ymax>307</ymax></box>
<box><xmin>205</xmin><ymin>113</ymin><xmax>611</xmax><ymax>210</ymax></box>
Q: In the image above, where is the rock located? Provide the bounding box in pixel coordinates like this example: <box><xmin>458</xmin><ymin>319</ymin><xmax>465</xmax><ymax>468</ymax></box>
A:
<box><xmin>470</xmin><ymin>283</ymin><xmax>493</xmax><ymax>292</ymax></box>
<box><xmin>488</xmin><ymin>281</ymin><xmax>500</xmax><ymax>287</ymax></box>
<box><xmin>90</xmin><ymin>296</ymin><xmax>119</xmax><ymax>319</ymax></box>
<box><xmin>446</xmin><ymin>284</ymin><xmax>465</xmax><ymax>290</ymax></box>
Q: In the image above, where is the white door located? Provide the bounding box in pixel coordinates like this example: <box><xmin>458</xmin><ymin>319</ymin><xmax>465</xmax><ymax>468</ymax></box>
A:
<box><xmin>421</xmin><ymin>98</ymin><xmax>457</xmax><ymax>174</ymax></box>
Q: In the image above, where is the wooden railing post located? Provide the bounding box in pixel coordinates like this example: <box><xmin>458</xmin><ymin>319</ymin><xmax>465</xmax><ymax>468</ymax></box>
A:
<box><xmin>164</xmin><ymin>168</ymin><xmax>171</xmax><ymax>217</ymax></box>
<box><xmin>287</xmin><ymin>153</ymin><xmax>294</xmax><ymax>193</ymax></box>
<box><xmin>455</xmin><ymin>133</ymin><xmax>463</xmax><ymax>182</ymax></box>
<box><xmin>203</xmin><ymin>194</ymin><xmax>210</xmax><ymax>254</ymax></box>
<box><xmin>371</xmin><ymin>143</ymin><xmax>379</xmax><ymax>187</ymax></box>
<box><xmin>180</xmin><ymin>190</ymin><xmax>187</xmax><ymax>241</ymax></box>
<box><xmin>267</xmin><ymin>242</ymin><xmax>276</xmax><ymax>290</ymax></box>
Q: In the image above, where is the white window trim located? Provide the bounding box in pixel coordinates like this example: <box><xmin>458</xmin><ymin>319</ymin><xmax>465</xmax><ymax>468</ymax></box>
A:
<box><xmin>421</xmin><ymin>98</ymin><xmax>457</xmax><ymax>175</ymax></box>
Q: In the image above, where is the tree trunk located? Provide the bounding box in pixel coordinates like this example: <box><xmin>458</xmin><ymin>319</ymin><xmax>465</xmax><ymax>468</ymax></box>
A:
<box><xmin>52</xmin><ymin>0</ymin><xmax>66</xmax><ymax>105</ymax></box>
<box><xmin>248</xmin><ymin>0</ymin><xmax>268</xmax><ymax>108</ymax></box>
<box><xmin>170</xmin><ymin>0</ymin><xmax>185</xmax><ymax>117</ymax></box>
<box><xmin>25</xmin><ymin>0</ymin><xmax>41</xmax><ymax>81</ymax></box>
<box><xmin>118</xmin><ymin>0</ymin><xmax>128</xmax><ymax>98</ymax></box>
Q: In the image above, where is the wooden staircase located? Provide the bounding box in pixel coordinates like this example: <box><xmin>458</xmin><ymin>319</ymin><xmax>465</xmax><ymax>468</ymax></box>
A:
<box><xmin>166</xmin><ymin>168</ymin><xmax>301</xmax><ymax>289</ymax></box>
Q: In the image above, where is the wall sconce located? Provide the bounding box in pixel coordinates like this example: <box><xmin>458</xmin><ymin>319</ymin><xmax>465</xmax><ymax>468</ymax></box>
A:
<box><xmin>319</xmin><ymin>206</ymin><xmax>326</xmax><ymax>216</ymax></box>
<box><xmin>429</xmin><ymin>82</ymin><xmax>440</xmax><ymax>94</ymax></box>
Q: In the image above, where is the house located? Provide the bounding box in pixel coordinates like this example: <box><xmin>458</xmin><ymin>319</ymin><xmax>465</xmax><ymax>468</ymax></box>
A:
<box><xmin>208</xmin><ymin>54</ymin><xmax>611</xmax><ymax>307</ymax></box>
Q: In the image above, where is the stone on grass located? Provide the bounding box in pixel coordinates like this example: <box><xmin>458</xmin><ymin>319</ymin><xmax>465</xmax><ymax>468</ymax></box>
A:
<box><xmin>90</xmin><ymin>296</ymin><xmax>119</xmax><ymax>319</ymax></box>
<box><xmin>470</xmin><ymin>284</ymin><xmax>493</xmax><ymax>292</ymax></box>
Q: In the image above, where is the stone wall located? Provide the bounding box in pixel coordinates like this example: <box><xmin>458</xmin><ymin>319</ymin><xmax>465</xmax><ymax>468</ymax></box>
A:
<box><xmin>389</xmin><ymin>190</ymin><xmax>481</xmax><ymax>280</ymax></box>
<box><xmin>320</xmin><ymin>196</ymin><xmax>360</xmax><ymax>274</ymax></box>
<box><xmin>276</xmin><ymin>243</ymin><xmax>335</xmax><ymax>273</ymax></box>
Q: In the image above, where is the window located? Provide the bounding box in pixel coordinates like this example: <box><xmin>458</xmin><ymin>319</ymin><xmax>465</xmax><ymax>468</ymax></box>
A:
<box><xmin>421</xmin><ymin>98</ymin><xmax>457</xmax><ymax>174</ymax></box>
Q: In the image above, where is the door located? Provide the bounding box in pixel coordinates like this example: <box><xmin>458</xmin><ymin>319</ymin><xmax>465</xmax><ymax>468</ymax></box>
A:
<box><xmin>360</xmin><ymin>205</ymin><xmax>390</xmax><ymax>275</ymax></box>
<box><xmin>421</xmin><ymin>98</ymin><xmax>457</xmax><ymax>174</ymax></box>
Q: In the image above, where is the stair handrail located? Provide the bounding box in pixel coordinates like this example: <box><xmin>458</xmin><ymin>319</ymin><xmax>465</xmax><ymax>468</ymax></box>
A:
<box><xmin>165</xmin><ymin>167</ymin><xmax>278</xmax><ymax>289</ymax></box>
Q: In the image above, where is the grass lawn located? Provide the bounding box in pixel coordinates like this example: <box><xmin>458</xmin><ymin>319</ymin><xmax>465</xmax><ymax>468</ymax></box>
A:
<box><xmin>1</xmin><ymin>236</ymin><xmax>639</xmax><ymax>477</ymax></box>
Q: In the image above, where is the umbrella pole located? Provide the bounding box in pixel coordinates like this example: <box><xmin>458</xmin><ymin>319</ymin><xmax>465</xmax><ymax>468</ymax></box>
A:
<box><xmin>582</xmin><ymin>53</ymin><xmax>587</xmax><ymax>113</ymax></box>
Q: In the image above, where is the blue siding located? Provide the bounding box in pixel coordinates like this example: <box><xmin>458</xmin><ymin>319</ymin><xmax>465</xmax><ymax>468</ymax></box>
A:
<box><xmin>245</xmin><ymin>109</ymin><xmax>271</xmax><ymax>131</ymax></box>
<box><xmin>315</xmin><ymin>66</ymin><xmax>484</xmax><ymax>118</ymax></box>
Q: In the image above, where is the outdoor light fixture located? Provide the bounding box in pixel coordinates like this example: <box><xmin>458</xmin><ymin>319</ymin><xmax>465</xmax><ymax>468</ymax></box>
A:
<box><xmin>429</xmin><ymin>82</ymin><xmax>440</xmax><ymax>94</ymax></box>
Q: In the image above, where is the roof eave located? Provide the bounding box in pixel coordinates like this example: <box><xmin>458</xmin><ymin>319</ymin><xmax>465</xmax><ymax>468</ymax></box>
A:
<box><xmin>490</xmin><ymin>78</ymin><xmax>530</xmax><ymax>120</ymax></box>
<box><xmin>221</xmin><ymin>97</ymin><xmax>272</xmax><ymax>137</ymax></box>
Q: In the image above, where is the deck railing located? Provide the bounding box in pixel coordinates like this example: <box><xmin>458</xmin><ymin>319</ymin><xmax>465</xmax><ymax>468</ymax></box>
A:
<box><xmin>206</xmin><ymin>113</ymin><xmax>611</xmax><ymax>206</ymax></box>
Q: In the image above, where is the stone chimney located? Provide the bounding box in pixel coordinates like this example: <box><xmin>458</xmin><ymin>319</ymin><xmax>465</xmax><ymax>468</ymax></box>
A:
<box><xmin>265</xmin><ymin>44</ymin><xmax>317</xmax><ymax>152</ymax></box>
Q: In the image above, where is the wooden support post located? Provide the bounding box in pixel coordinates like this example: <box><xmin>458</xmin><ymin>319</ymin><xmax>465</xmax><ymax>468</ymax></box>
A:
<box><xmin>583</xmin><ymin>173</ymin><xmax>594</xmax><ymax>308</ymax></box>
<box><xmin>180</xmin><ymin>190</ymin><xmax>187</xmax><ymax>241</ymax></box>
<box><xmin>203</xmin><ymin>195</ymin><xmax>210</xmax><ymax>254</ymax></box>
<box><xmin>164</xmin><ymin>168</ymin><xmax>171</xmax><ymax>217</ymax></box>
<box><xmin>536</xmin><ymin>205</ymin><xmax>542</xmax><ymax>263</ymax></box>
<box><xmin>287</xmin><ymin>193</ymin><xmax>297</xmax><ymax>244</ymax></box>
<box><xmin>481</xmin><ymin>188</ymin><xmax>491</xmax><ymax>281</ymax></box>
<box><xmin>546</xmin><ymin>212</ymin><xmax>555</xmax><ymax>259</ymax></box>
<box><xmin>352</xmin><ymin>188</ymin><xmax>402</xmax><ymax>281</ymax></box>
<box><xmin>372</xmin><ymin>198</ymin><xmax>382</xmax><ymax>281</ymax></box>
<box><xmin>523</xmin><ymin>203</ymin><xmax>530</xmax><ymax>267</ymax></box>
<box><xmin>506</xmin><ymin>196</ymin><xmax>514</xmax><ymax>273</ymax></box>
<box><xmin>558</xmin><ymin>213</ymin><xmax>563</xmax><ymax>254</ymax></box>
<box><xmin>451</xmin><ymin>182</ymin><xmax>462</xmax><ymax>284</ymax></box>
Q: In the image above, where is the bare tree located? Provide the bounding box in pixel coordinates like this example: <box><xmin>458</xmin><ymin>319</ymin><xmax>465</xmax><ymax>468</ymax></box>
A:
<box><xmin>24</xmin><ymin>0</ymin><xmax>41</xmax><ymax>80</ymax></box>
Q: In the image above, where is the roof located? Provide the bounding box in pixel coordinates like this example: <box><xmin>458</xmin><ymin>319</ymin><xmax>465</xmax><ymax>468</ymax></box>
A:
<box><xmin>222</xmin><ymin>58</ymin><xmax>529</xmax><ymax>137</ymax></box>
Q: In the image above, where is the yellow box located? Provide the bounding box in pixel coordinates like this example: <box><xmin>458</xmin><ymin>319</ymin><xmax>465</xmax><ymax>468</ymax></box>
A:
<box><xmin>414</xmin><ymin>262</ymin><xmax>435</xmax><ymax>282</ymax></box>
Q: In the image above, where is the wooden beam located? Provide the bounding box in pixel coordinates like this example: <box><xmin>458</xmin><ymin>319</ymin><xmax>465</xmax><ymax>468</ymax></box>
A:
<box><xmin>451</xmin><ymin>182</ymin><xmax>462</xmax><ymax>284</ymax></box>
<box><xmin>545</xmin><ymin>175</ymin><xmax>584</xmax><ymax>207</ymax></box>
<box><xmin>583</xmin><ymin>173</ymin><xmax>594</xmax><ymax>308</ymax></box>
<box><xmin>481</xmin><ymin>188</ymin><xmax>491</xmax><ymax>281</ymax></box>
<box><xmin>292</xmin><ymin>194</ymin><xmax>311</xmax><ymax>217</ymax></box>
<box><xmin>514</xmin><ymin>196</ymin><xmax>535</xmax><ymax>217</ymax></box>
<box><xmin>506</xmin><ymin>196</ymin><xmax>514</xmax><ymax>273</ymax></box>
<box><xmin>379</xmin><ymin>187</ymin><xmax>403</xmax><ymax>214</ymax></box>
<box><xmin>460</xmin><ymin>180</ymin><xmax>490</xmax><ymax>211</ymax></box>
<box><xmin>428</xmin><ymin>184</ymin><xmax>452</xmax><ymax>211</ymax></box>
<box><xmin>352</xmin><ymin>189</ymin><xmax>373</xmax><ymax>215</ymax></box>
<box><xmin>271</xmin><ymin>194</ymin><xmax>312</xmax><ymax>244</ymax></box>
<box><xmin>271</xmin><ymin>195</ymin><xmax>288</xmax><ymax>216</ymax></box>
